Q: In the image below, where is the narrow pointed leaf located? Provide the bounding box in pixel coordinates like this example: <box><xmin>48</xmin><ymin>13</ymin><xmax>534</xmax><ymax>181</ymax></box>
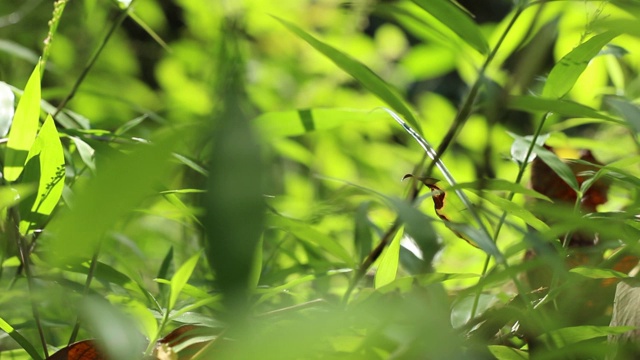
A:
<box><xmin>606</xmin><ymin>96</ymin><xmax>640</xmax><ymax>133</ymax></box>
<box><xmin>254</xmin><ymin>108</ymin><xmax>388</xmax><ymax>138</ymax></box>
<box><xmin>43</xmin><ymin>131</ymin><xmax>176</xmax><ymax>264</ymax></box>
<box><xmin>19</xmin><ymin>115</ymin><xmax>65</xmax><ymax>234</ymax></box>
<box><xmin>543</xmin><ymin>31</ymin><xmax>619</xmax><ymax>99</ymax></box>
<box><xmin>274</xmin><ymin>17</ymin><xmax>422</xmax><ymax>132</ymax></box>
<box><xmin>508</xmin><ymin>96</ymin><xmax>622</xmax><ymax>123</ymax></box>
<box><xmin>375</xmin><ymin>230</ymin><xmax>402</xmax><ymax>288</ymax></box>
<box><xmin>4</xmin><ymin>63</ymin><xmax>41</xmax><ymax>182</ymax></box>
<box><xmin>169</xmin><ymin>252</ymin><xmax>201</xmax><ymax>311</ymax></box>
<box><xmin>412</xmin><ymin>0</ymin><xmax>489</xmax><ymax>54</ymax></box>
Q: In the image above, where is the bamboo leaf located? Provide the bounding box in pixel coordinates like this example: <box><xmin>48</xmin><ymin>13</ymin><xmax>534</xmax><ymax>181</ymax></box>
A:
<box><xmin>543</xmin><ymin>31</ymin><xmax>620</xmax><ymax>99</ymax></box>
<box><xmin>254</xmin><ymin>108</ymin><xmax>388</xmax><ymax>138</ymax></box>
<box><xmin>375</xmin><ymin>230</ymin><xmax>402</xmax><ymax>288</ymax></box>
<box><xmin>4</xmin><ymin>63</ymin><xmax>41</xmax><ymax>182</ymax></box>
<box><xmin>508</xmin><ymin>96</ymin><xmax>622</xmax><ymax>123</ymax></box>
<box><xmin>19</xmin><ymin>115</ymin><xmax>65</xmax><ymax>235</ymax></box>
<box><xmin>605</xmin><ymin>96</ymin><xmax>640</xmax><ymax>133</ymax></box>
<box><xmin>274</xmin><ymin>17</ymin><xmax>422</xmax><ymax>132</ymax></box>
<box><xmin>169</xmin><ymin>252</ymin><xmax>201</xmax><ymax>311</ymax></box>
<box><xmin>0</xmin><ymin>316</ymin><xmax>42</xmax><ymax>360</ymax></box>
<box><xmin>411</xmin><ymin>0</ymin><xmax>489</xmax><ymax>54</ymax></box>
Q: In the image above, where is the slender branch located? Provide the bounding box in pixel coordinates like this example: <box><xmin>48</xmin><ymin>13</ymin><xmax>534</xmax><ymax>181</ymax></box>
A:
<box><xmin>53</xmin><ymin>1</ymin><xmax>136</xmax><ymax>116</ymax></box>
<box><xmin>342</xmin><ymin>1</ymin><xmax>526</xmax><ymax>304</ymax></box>
<box><xmin>10</xmin><ymin>207</ymin><xmax>49</xmax><ymax>358</ymax></box>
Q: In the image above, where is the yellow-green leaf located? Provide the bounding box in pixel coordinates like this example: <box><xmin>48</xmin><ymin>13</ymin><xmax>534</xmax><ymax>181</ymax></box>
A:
<box><xmin>4</xmin><ymin>63</ymin><xmax>41</xmax><ymax>182</ymax></box>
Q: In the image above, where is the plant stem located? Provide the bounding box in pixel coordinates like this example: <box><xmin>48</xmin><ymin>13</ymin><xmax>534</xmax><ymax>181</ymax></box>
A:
<box><xmin>67</xmin><ymin>246</ymin><xmax>101</xmax><ymax>345</ymax></box>
<box><xmin>53</xmin><ymin>1</ymin><xmax>135</xmax><ymax>117</ymax></box>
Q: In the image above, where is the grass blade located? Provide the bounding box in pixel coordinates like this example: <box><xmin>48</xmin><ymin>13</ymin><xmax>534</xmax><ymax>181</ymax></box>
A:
<box><xmin>412</xmin><ymin>0</ymin><xmax>489</xmax><ymax>54</ymax></box>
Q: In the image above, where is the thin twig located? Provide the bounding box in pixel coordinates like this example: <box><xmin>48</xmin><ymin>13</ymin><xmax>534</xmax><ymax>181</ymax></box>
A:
<box><xmin>53</xmin><ymin>1</ymin><xmax>136</xmax><ymax>117</ymax></box>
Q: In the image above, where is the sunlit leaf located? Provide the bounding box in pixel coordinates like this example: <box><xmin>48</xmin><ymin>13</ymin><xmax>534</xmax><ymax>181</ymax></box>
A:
<box><xmin>19</xmin><ymin>115</ymin><xmax>65</xmax><ymax>234</ymax></box>
<box><xmin>274</xmin><ymin>17</ymin><xmax>422</xmax><ymax>132</ymax></box>
<box><xmin>543</xmin><ymin>31</ymin><xmax>619</xmax><ymax>99</ymax></box>
<box><xmin>570</xmin><ymin>266</ymin><xmax>629</xmax><ymax>279</ymax></box>
<box><xmin>0</xmin><ymin>315</ymin><xmax>42</xmax><ymax>360</ymax></box>
<box><xmin>508</xmin><ymin>132</ymin><xmax>550</xmax><ymax>164</ymax></box>
<box><xmin>538</xmin><ymin>325</ymin><xmax>635</xmax><ymax>347</ymax></box>
<box><xmin>449</xmin><ymin>179</ymin><xmax>552</xmax><ymax>202</ymax></box>
<box><xmin>508</xmin><ymin>96</ymin><xmax>622</xmax><ymax>123</ymax></box>
<box><xmin>169</xmin><ymin>252</ymin><xmax>201</xmax><ymax>311</ymax></box>
<box><xmin>488</xmin><ymin>345</ymin><xmax>528</xmax><ymax>360</ymax></box>
<box><xmin>254</xmin><ymin>108</ymin><xmax>387</xmax><ymax>138</ymax></box>
<box><xmin>0</xmin><ymin>184</ymin><xmax>36</xmax><ymax>210</ymax></box>
<box><xmin>411</xmin><ymin>0</ymin><xmax>489</xmax><ymax>54</ymax></box>
<box><xmin>4</xmin><ymin>63</ymin><xmax>41</xmax><ymax>182</ymax></box>
<box><xmin>375</xmin><ymin>230</ymin><xmax>402</xmax><ymax>288</ymax></box>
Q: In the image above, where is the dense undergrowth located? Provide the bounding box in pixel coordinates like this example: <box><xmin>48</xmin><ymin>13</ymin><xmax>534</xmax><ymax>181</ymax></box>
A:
<box><xmin>1</xmin><ymin>0</ymin><xmax>640</xmax><ymax>359</ymax></box>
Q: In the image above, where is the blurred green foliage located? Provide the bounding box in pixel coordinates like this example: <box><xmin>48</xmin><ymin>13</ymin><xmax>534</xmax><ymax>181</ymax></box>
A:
<box><xmin>0</xmin><ymin>0</ymin><xmax>639</xmax><ymax>359</ymax></box>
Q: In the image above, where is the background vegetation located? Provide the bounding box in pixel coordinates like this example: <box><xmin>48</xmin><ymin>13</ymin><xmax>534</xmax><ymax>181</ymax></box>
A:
<box><xmin>1</xmin><ymin>0</ymin><xmax>640</xmax><ymax>359</ymax></box>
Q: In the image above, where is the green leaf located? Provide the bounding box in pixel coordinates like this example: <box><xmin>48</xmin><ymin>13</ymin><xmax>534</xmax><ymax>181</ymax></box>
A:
<box><xmin>570</xmin><ymin>266</ymin><xmax>629</xmax><ymax>279</ymax></box>
<box><xmin>449</xmin><ymin>179</ymin><xmax>552</xmax><ymax>202</ymax></box>
<box><xmin>488</xmin><ymin>345</ymin><xmax>529</xmax><ymax>360</ymax></box>
<box><xmin>274</xmin><ymin>17</ymin><xmax>422</xmax><ymax>132</ymax></box>
<box><xmin>533</xmin><ymin>144</ymin><xmax>580</xmax><ymax>192</ymax></box>
<box><xmin>375</xmin><ymin>229</ymin><xmax>402</xmax><ymax>288</ymax></box>
<box><xmin>0</xmin><ymin>316</ymin><xmax>43</xmax><ymax>360</ymax></box>
<box><xmin>19</xmin><ymin>115</ymin><xmax>65</xmax><ymax>234</ymax></box>
<box><xmin>508</xmin><ymin>96</ymin><xmax>622</xmax><ymax>123</ymax></box>
<box><xmin>543</xmin><ymin>31</ymin><xmax>619</xmax><ymax>99</ymax></box>
<box><xmin>266</xmin><ymin>213</ymin><xmax>353</xmax><ymax>266</ymax></box>
<box><xmin>4</xmin><ymin>63</ymin><xmax>41</xmax><ymax>182</ymax></box>
<box><xmin>390</xmin><ymin>198</ymin><xmax>441</xmax><ymax>269</ymax></box>
<box><xmin>43</xmin><ymin>130</ymin><xmax>176</xmax><ymax>263</ymax></box>
<box><xmin>468</xmin><ymin>190</ymin><xmax>549</xmax><ymax>232</ymax></box>
<box><xmin>70</xmin><ymin>135</ymin><xmax>96</xmax><ymax>172</ymax></box>
<box><xmin>249</xmin><ymin>237</ymin><xmax>263</xmax><ymax>290</ymax></box>
<box><xmin>508</xmin><ymin>132</ymin><xmax>550</xmax><ymax>164</ymax></box>
<box><xmin>254</xmin><ymin>108</ymin><xmax>388</xmax><ymax>138</ymax></box>
<box><xmin>0</xmin><ymin>81</ymin><xmax>15</xmax><ymax>136</ymax></box>
<box><xmin>538</xmin><ymin>325</ymin><xmax>635</xmax><ymax>347</ymax></box>
<box><xmin>605</xmin><ymin>96</ymin><xmax>640</xmax><ymax>133</ymax></box>
<box><xmin>0</xmin><ymin>184</ymin><xmax>36</xmax><ymax>210</ymax></box>
<box><xmin>354</xmin><ymin>202</ymin><xmax>373</xmax><ymax>263</ymax></box>
<box><xmin>169</xmin><ymin>252</ymin><xmax>201</xmax><ymax>311</ymax></box>
<box><xmin>411</xmin><ymin>0</ymin><xmax>489</xmax><ymax>54</ymax></box>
